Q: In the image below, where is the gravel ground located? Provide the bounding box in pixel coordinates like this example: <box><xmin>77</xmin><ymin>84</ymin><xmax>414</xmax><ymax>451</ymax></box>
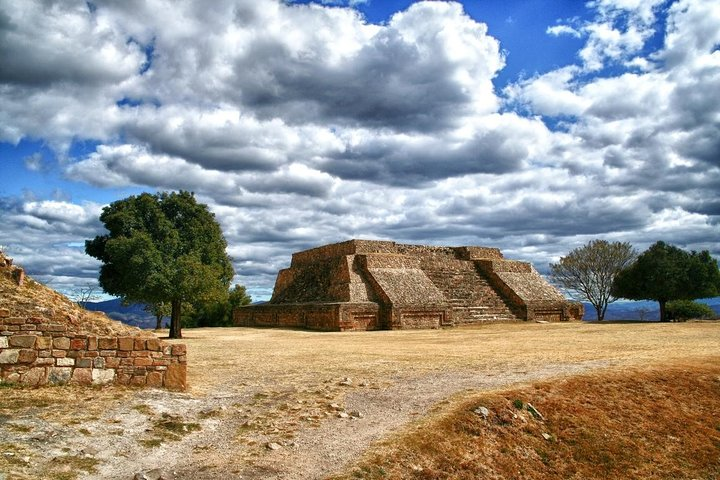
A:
<box><xmin>2</xmin><ymin>322</ymin><xmax>718</xmax><ymax>479</ymax></box>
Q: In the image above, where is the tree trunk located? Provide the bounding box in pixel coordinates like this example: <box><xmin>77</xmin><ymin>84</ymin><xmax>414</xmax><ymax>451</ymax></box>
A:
<box><xmin>155</xmin><ymin>314</ymin><xmax>163</xmax><ymax>330</ymax></box>
<box><xmin>594</xmin><ymin>303</ymin><xmax>604</xmax><ymax>321</ymax></box>
<box><xmin>169</xmin><ymin>299</ymin><xmax>182</xmax><ymax>339</ymax></box>
<box><xmin>659</xmin><ymin>300</ymin><xmax>668</xmax><ymax>322</ymax></box>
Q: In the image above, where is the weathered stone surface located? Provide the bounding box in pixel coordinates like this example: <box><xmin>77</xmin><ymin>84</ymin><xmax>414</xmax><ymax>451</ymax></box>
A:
<box><xmin>18</xmin><ymin>349</ymin><xmax>37</xmax><ymax>363</ymax></box>
<box><xmin>0</xmin><ymin>349</ymin><xmax>19</xmax><ymax>363</ymax></box>
<box><xmin>0</xmin><ymin>336</ymin><xmax>8</xmax><ymax>349</ymax></box>
<box><xmin>92</xmin><ymin>368</ymin><xmax>116</xmax><ymax>385</ymax></box>
<box><xmin>53</xmin><ymin>336</ymin><xmax>70</xmax><ymax>349</ymax></box>
<box><xmin>70</xmin><ymin>368</ymin><xmax>93</xmax><ymax>385</ymax></box>
<box><xmin>48</xmin><ymin>367</ymin><xmax>72</xmax><ymax>384</ymax></box>
<box><xmin>21</xmin><ymin>367</ymin><xmax>48</xmax><ymax>386</ymax></box>
<box><xmin>171</xmin><ymin>344</ymin><xmax>186</xmax><ymax>356</ymax></box>
<box><xmin>98</xmin><ymin>337</ymin><xmax>117</xmax><ymax>349</ymax></box>
<box><xmin>146</xmin><ymin>371</ymin><xmax>163</xmax><ymax>387</ymax></box>
<box><xmin>56</xmin><ymin>357</ymin><xmax>75</xmax><ymax>367</ymax></box>
<box><xmin>35</xmin><ymin>336</ymin><xmax>52</xmax><ymax>349</ymax></box>
<box><xmin>164</xmin><ymin>363</ymin><xmax>187</xmax><ymax>390</ymax></box>
<box><xmin>235</xmin><ymin>239</ymin><xmax>582</xmax><ymax>331</ymax></box>
<box><xmin>118</xmin><ymin>336</ymin><xmax>134</xmax><ymax>351</ymax></box>
<box><xmin>70</xmin><ymin>338</ymin><xmax>86</xmax><ymax>350</ymax></box>
<box><xmin>9</xmin><ymin>335</ymin><xmax>37</xmax><ymax>348</ymax></box>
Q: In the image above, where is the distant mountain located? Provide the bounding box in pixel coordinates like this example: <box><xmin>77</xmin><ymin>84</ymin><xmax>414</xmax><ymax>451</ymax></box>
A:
<box><xmin>582</xmin><ymin>297</ymin><xmax>720</xmax><ymax>321</ymax></box>
<box><xmin>85</xmin><ymin>299</ymin><xmax>158</xmax><ymax>330</ymax></box>
<box><xmin>86</xmin><ymin>296</ymin><xmax>719</xmax><ymax>327</ymax></box>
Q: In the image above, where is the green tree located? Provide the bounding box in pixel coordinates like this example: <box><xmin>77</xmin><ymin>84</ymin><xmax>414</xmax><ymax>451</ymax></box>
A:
<box><xmin>612</xmin><ymin>241</ymin><xmax>720</xmax><ymax>322</ymax></box>
<box><xmin>85</xmin><ymin>191</ymin><xmax>234</xmax><ymax>338</ymax></box>
<box><xmin>186</xmin><ymin>284</ymin><xmax>252</xmax><ymax>327</ymax></box>
<box><xmin>550</xmin><ymin>240</ymin><xmax>637</xmax><ymax>321</ymax></box>
<box><xmin>666</xmin><ymin>300</ymin><xmax>715</xmax><ymax>321</ymax></box>
<box><xmin>144</xmin><ymin>302</ymin><xmax>170</xmax><ymax>330</ymax></box>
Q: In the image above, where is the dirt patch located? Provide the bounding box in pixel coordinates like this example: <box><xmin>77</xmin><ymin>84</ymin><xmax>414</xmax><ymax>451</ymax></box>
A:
<box><xmin>1</xmin><ymin>322</ymin><xmax>718</xmax><ymax>479</ymax></box>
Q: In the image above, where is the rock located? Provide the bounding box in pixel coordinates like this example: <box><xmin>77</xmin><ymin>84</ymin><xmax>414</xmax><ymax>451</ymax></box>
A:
<box><xmin>349</xmin><ymin>410</ymin><xmax>364</xmax><ymax>419</ymax></box>
<box><xmin>133</xmin><ymin>468</ymin><xmax>175</xmax><ymax>480</ymax></box>
<box><xmin>473</xmin><ymin>406</ymin><xmax>490</xmax><ymax>418</ymax></box>
<box><xmin>267</xmin><ymin>442</ymin><xmax>282</xmax><ymax>451</ymax></box>
<box><xmin>542</xmin><ymin>432</ymin><xmax>553</xmax><ymax>441</ymax></box>
<box><xmin>339</xmin><ymin>377</ymin><xmax>352</xmax><ymax>386</ymax></box>
<box><xmin>337</xmin><ymin>412</ymin><xmax>350</xmax><ymax>419</ymax></box>
<box><xmin>527</xmin><ymin>403</ymin><xmax>544</xmax><ymax>420</ymax></box>
<box><xmin>328</xmin><ymin>403</ymin><xmax>342</xmax><ymax>411</ymax></box>
<box><xmin>81</xmin><ymin>446</ymin><xmax>99</xmax><ymax>456</ymax></box>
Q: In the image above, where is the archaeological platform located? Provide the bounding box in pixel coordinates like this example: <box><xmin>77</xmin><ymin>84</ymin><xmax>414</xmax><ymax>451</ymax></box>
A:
<box><xmin>234</xmin><ymin>239</ymin><xmax>583</xmax><ymax>331</ymax></box>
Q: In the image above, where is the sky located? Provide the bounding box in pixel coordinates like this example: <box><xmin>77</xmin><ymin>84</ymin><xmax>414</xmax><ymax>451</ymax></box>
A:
<box><xmin>0</xmin><ymin>0</ymin><xmax>718</xmax><ymax>302</ymax></box>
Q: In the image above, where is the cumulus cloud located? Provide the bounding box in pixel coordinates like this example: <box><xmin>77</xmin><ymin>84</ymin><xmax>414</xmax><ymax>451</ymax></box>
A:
<box><xmin>0</xmin><ymin>0</ymin><xmax>718</xmax><ymax>300</ymax></box>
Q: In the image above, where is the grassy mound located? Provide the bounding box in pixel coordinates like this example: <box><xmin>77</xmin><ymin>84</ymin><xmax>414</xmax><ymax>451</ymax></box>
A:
<box><xmin>336</xmin><ymin>361</ymin><xmax>720</xmax><ymax>480</ymax></box>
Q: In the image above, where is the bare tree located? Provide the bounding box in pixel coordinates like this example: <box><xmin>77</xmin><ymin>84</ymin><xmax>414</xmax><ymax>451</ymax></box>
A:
<box><xmin>72</xmin><ymin>283</ymin><xmax>102</xmax><ymax>309</ymax></box>
<box><xmin>550</xmin><ymin>240</ymin><xmax>637</xmax><ymax>321</ymax></box>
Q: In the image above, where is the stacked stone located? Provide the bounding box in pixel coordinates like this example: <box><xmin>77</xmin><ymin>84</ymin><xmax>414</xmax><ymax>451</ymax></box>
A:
<box><xmin>0</xmin><ymin>309</ymin><xmax>186</xmax><ymax>389</ymax></box>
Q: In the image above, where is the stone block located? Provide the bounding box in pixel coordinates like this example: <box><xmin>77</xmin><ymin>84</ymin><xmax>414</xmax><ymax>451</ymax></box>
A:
<box><xmin>3</xmin><ymin>317</ymin><xmax>25</xmax><ymax>325</ymax></box>
<box><xmin>53</xmin><ymin>337</ymin><xmax>70</xmax><ymax>349</ymax></box>
<box><xmin>38</xmin><ymin>350</ymin><xmax>51</xmax><ymax>358</ymax></box>
<box><xmin>36</xmin><ymin>357</ymin><xmax>54</xmax><ymax>366</ymax></box>
<box><xmin>134</xmin><ymin>357</ymin><xmax>153</xmax><ymax>367</ymax></box>
<box><xmin>134</xmin><ymin>338</ymin><xmax>146</xmax><ymax>350</ymax></box>
<box><xmin>48</xmin><ymin>367</ymin><xmax>72</xmax><ymax>385</ymax></box>
<box><xmin>116</xmin><ymin>373</ymin><xmax>131</xmax><ymax>385</ymax></box>
<box><xmin>70</xmin><ymin>338</ymin><xmax>86</xmax><ymax>350</ymax></box>
<box><xmin>94</xmin><ymin>357</ymin><xmax>105</xmax><ymax>369</ymax></box>
<box><xmin>92</xmin><ymin>368</ymin><xmax>116</xmax><ymax>385</ymax></box>
<box><xmin>164</xmin><ymin>363</ymin><xmax>187</xmax><ymax>390</ymax></box>
<box><xmin>35</xmin><ymin>336</ymin><xmax>52</xmax><ymax>349</ymax></box>
<box><xmin>146</xmin><ymin>338</ymin><xmax>161</xmax><ymax>351</ymax></box>
<box><xmin>0</xmin><ymin>308</ymin><xmax>9</xmax><ymax>318</ymax></box>
<box><xmin>45</xmin><ymin>324</ymin><xmax>67</xmax><ymax>332</ymax></box>
<box><xmin>146</xmin><ymin>371</ymin><xmax>163</xmax><ymax>388</ymax></box>
<box><xmin>70</xmin><ymin>368</ymin><xmax>92</xmax><ymax>385</ymax></box>
<box><xmin>0</xmin><ymin>336</ymin><xmax>7</xmax><ymax>349</ymax></box>
<box><xmin>98</xmin><ymin>337</ymin><xmax>117</xmax><ymax>349</ymax></box>
<box><xmin>118</xmin><ymin>337</ymin><xmax>134</xmax><ymax>351</ymax></box>
<box><xmin>171</xmin><ymin>344</ymin><xmax>186</xmax><ymax>356</ymax></box>
<box><xmin>76</xmin><ymin>358</ymin><xmax>92</xmax><ymax>368</ymax></box>
<box><xmin>87</xmin><ymin>336</ymin><xmax>98</xmax><ymax>350</ymax></box>
<box><xmin>52</xmin><ymin>350</ymin><xmax>67</xmax><ymax>358</ymax></box>
<box><xmin>130</xmin><ymin>375</ymin><xmax>147</xmax><ymax>386</ymax></box>
<box><xmin>18</xmin><ymin>349</ymin><xmax>37</xmax><ymax>363</ymax></box>
<box><xmin>0</xmin><ymin>349</ymin><xmax>19</xmax><ymax>364</ymax></box>
<box><xmin>21</xmin><ymin>367</ymin><xmax>48</xmax><ymax>386</ymax></box>
<box><xmin>56</xmin><ymin>357</ymin><xmax>75</xmax><ymax>367</ymax></box>
<box><xmin>105</xmin><ymin>357</ymin><xmax>121</xmax><ymax>368</ymax></box>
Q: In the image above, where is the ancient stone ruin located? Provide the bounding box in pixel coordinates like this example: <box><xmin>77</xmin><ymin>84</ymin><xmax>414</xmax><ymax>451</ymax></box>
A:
<box><xmin>0</xmin><ymin>251</ymin><xmax>187</xmax><ymax>389</ymax></box>
<box><xmin>234</xmin><ymin>239</ymin><xmax>583</xmax><ymax>331</ymax></box>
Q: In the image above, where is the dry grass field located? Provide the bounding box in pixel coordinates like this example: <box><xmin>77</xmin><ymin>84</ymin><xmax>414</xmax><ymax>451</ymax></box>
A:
<box><xmin>1</xmin><ymin>321</ymin><xmax>719</xmax><ymax>479</ymax></box>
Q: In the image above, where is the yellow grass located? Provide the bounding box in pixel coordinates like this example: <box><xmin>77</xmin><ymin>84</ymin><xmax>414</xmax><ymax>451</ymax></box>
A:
<box><xmin>1</xmin><ymin>321</ymin><xmax>718</xmax><ymax>479</ymax></box>
<box><xmin>331</xmin><ymin>360</ymin><xmax>720</xmax><ymax>480</ymax></box>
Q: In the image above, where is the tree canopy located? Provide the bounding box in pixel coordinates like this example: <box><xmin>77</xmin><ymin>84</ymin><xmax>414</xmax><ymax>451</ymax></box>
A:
<box><xmin>550</xmin><ymin>240</ymin><xmax>637</xmax><ymax>321</ymax></box>
<box><xmin>612</xmin><ymin>241</ymin><xmax>720</xmax><ymax>322</ymax></box>
<box><xmin>86</xmin><ymin>191</ymin><xmax>234</xmax><ymax>338</ymax></box>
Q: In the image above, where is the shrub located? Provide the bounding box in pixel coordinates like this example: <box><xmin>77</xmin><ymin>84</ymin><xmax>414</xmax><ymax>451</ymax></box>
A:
<box><xmin>666</xmin><ymin>300</ymin><xmax>715</xmax><ymax>321</ymax></box>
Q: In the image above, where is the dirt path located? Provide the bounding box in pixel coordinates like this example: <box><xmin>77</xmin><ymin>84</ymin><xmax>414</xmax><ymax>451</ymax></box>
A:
<box><xmin>2</xmin><ymin>322</ymin><xmax>718</xmax><ymax>479</ymax></box>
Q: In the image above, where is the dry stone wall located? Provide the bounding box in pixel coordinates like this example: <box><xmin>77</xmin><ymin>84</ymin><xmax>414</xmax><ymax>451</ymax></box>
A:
<box><xmin>0</xmin><ymin>252</ymin><xmax>187</xmax><ymax>389</ymax></box>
